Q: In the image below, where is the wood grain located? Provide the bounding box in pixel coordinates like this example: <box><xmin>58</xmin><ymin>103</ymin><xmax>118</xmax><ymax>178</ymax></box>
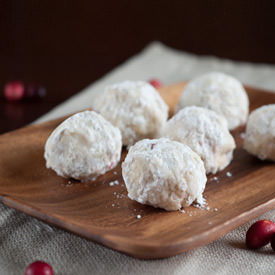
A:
<box><xmin>0</xmin><ymin>83</ymin><xmax>275</xmax><ymax>259</ymax></box>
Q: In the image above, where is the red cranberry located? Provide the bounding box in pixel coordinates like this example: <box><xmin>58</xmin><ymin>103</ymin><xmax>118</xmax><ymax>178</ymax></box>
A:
<box><xmin>25</xmin><ymin>261</ymin><xmax>54</xmax><ymax>275</ymax></box>
<box><xmin>148</xmin><ymin>78</ymin><xmax>163</xmax><ymax>89</ymax></box>
<box><xmin>25</xmin><ymin>83</ymin><xmax>47</xmax><ymax>99</ymax></box>
<box><xmin>4</xmin><ymin>81</ymin><xmax>25</xmax><ymax>101</ymax></box>
<box><xmin>271</xmin><ymin>233</ymin><xmax>275</xmax><ymax>252</ymax></box>
<box><xmin>246</xmin><ymin>220</ymin><xmax>275</xmax><ymax>249</ymax></box>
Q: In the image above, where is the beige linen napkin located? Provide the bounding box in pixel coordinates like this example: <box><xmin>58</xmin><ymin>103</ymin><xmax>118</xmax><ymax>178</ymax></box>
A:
<box><xmin>1</xmin><ymin>42</ymin><xmax>275</xmax><ymax>275</ymax></box>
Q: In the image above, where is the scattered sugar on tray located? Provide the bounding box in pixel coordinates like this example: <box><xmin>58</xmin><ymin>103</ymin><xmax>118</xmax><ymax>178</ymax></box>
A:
<box><xmin>109</xmin><ymin>180</ymin><xmax>119</xmax><ymax>186</ymax></box>
<box><xmin>226</xmin><ymin>171</ymin><xmax>232</xmax><ymax>177</ymax></box>
<box><xmin>137</xmin><ymin>215</ymin><xmax>141</xmax><ymax>219</ymax></box>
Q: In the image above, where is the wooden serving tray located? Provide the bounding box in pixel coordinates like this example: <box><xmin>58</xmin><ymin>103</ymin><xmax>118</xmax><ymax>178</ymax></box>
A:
<box><xmin>0</xmin><ymin>83</ymin><xmax>275</xmax><ymax>259</ymax></box>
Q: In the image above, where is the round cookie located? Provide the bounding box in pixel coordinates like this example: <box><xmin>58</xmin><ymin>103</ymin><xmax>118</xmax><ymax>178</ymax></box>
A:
<box><xmin>176</xmin><ymin>72</ymin><xmax>249</xmax><ymax>130</ymax></box>
<box><xmin>122</xmin><ymin>138</ymin><xmax>207</xmax><ymax>211</ymax></box>
<box><xmin>162</xmin><ymin>106</ymin><xmax>236</xmax><ymax>174</ymax></box>
<box><xmin>44</xmin><ymin>111</ymin><xmax>122</xmax><ymax>182</ymax></box>
<box><xmin>92</xmin><ymin>80</ymin><xmax>169</xmax><ymax>146</ymax></box>
<box><xmin>243</xmin><ymin>104</ymin><xmax>275</xmax><ymax>161</ymax></box>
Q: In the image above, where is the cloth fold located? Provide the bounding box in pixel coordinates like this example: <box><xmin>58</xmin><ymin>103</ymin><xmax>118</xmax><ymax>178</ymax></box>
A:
<box><xmin>1</xmin><ymin>42</ymin><xmax>275</xmax><ymax>275</ymax></box>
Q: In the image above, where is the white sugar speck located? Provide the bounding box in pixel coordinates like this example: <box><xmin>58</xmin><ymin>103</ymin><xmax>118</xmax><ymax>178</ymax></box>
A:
<box><xmin>214</xmin><ymin>208</ymin><xmax>218</xmax><ymax>212</ymax></box>
<box><xmin>112</xmin><ymin>204</ymin><xmax>115</xmax><ymax>207</ymax></box>
<box><xmin>240</xmin><ymin>132</ymin><xmax>246</xmax><ymax>139</ymax></box>
<box><xmin>206</xmin><ymin>206</ymin><xmax>210</xmax><ymax>211</ymax></box>
<box><xmin>213</xmin><ymin>176</ymin><xmax>218</xmax><ymax>181</ymax></box>
<box><xmin>226</xmin><ymin>172</ymin><xmax>232</xmax><ymax>177</ymax></box>
<box><xmin>109</xmin><ymin>180</ymin><xmax>119</xmax><ymax>186</ymax></box>
<box><xmin>180</xmin><ymin>209</ymin><xmax>185</xmax><ymax>214</ymax></box>
<box><xmin>137</xmin><ymin>215</ymin><xmax>141</xmax><ymax>219</ymax></box>
<box><xmin>208</xmin><ymin>221</ymin><xmax>212</xmax><ymax>225</ymax></box>
<box><xmin>113</xmin><ymin>171</ymin><xmax>117</xmax><ymax>175</ymax></box>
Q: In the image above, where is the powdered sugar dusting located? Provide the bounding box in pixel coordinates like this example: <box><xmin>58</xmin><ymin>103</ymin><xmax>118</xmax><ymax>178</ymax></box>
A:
<box><xmin>92</xmin><ymin>80</ymin><xmax>168</xmax><ymax>146</ymax></box>
<box><xmin>122</xmin><ymin>138</ymin><xmax>207</xmax><ymax>211</ymax></box>
<box><xmin>163</xmin><ymin>106</ymin><xmax>236</xmax><ymax>174</ymax></box>
<box><xmin>44</xmin><ymin>111</ymin><xmax>122</xmax><ymax>182</ymax></box>
<box><xmin>176</xmin><ymin>72</ymin><xmax>249</xmax><ymax>130</ymax></box>
<box><xmin>244</xmin><ymin>104</ymin><xmax>275</xmax><ymax>161</ymax></box>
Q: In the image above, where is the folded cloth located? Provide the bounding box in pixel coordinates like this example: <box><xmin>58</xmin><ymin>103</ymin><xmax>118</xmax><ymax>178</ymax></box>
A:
<box><xmin>1</xmin><ymin>42</ymin><xmax>275</xmax><ymax>275</ymax></box>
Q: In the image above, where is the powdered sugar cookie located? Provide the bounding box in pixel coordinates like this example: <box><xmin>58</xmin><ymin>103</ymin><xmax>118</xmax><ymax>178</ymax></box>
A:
<box><xmin>92</xmin><ymin>81</ymin><xmax>169</xmax><ymax>146</ymax></box>
<box><xmin>176</xmin><ymin>72</ymin><xmax>249</xmax><ymax>130</ymax></box>
<box><xmin>44</xmin><ymin>111</ymin><xmax>122</xmax><ymax>182</ymax></box>
<box><xmin>162</xmin><ymin>106</ymin><xmax>236</xmax><ymax>174</ymax></box>
<box><xmin>122</xmin><ymin>138</ymin><xmax>206</xmax><ymax>211</ymax></box>
<box><xmin>244</xmin><ymin>104</ymin><xmax>275</xmax><ymax>161</ymax></box>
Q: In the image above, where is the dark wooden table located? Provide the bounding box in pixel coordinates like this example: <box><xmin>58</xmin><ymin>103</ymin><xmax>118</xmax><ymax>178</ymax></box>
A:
<box><xmin>1</xmin><ymin>0</ymin><xmax>275</xmax><ymax>134</ymax></box>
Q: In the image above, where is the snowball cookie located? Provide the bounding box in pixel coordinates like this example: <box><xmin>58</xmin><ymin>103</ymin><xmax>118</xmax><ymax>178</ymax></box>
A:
<box><xmin>92</xmin><ymin>80</ymin><xmax>169</xmax><ymax>146</ymax></box>
<box><xmin>162</xmin><ymin>106</ymin><xmax>236</xmax><ymax>174</ymax></box>
<box><xmin>176</xmin><ymin>72</ymin><xmax>249</xmax><ymax>130</ymax></box>
<box><xmin>243</xmin><ymin>104</ymin><xmax>275</xmax><ymax>161</ymax></box>
<box><xmin>122</xmin><ymin>138</ymin><xmax>207</xmax><ymax>211</ymax></box>
<box><xmin>44</xmin><ymin>111</ymin><xmax>122</xmax><ymax>182</ymax></box>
